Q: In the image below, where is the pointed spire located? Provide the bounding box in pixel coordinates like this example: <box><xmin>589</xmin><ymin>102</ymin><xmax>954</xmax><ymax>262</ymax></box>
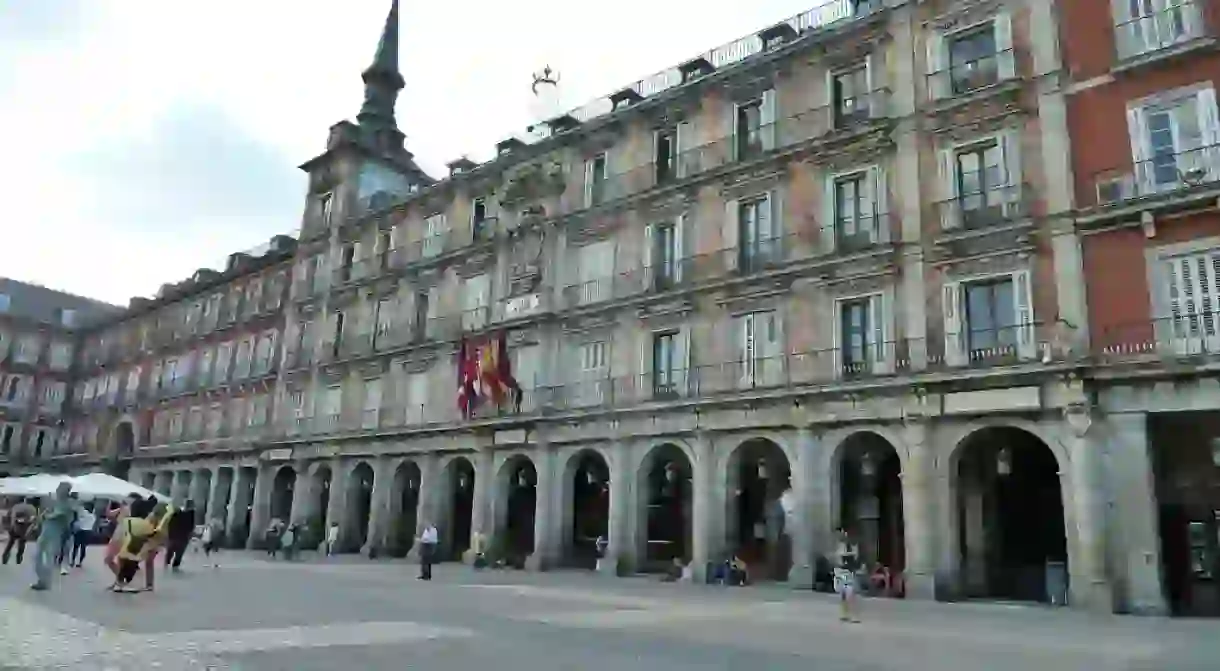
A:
<box><xmin>357</xmin><ymin>0</ymin><xmax>406</xmax><ymax>150</ymax></box>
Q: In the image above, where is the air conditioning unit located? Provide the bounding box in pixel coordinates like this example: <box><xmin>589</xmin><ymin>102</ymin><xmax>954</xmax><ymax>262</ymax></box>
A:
<box><xmin>1096</xmin><ymin>177</ymin><xmax>1132</xmax><ymax>205</ymax></box>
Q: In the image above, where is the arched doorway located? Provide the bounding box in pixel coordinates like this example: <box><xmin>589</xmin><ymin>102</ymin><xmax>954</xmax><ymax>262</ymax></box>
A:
<box><xmin>637</xmin><ymin>443</ymin><xmax>693</xmax><ymax>571</ymax></box>
<box><xmin>495</xmin><ymin>456</ymin><xmax>537</xmax><ymax>567</ymax></box>
<box><xmin>194</xmin><ymin>469</ymin><xmax>213</xmax><ymax>524</ymax></box>
<box><xmin>444</xmin><ymin>457</ymin><xmax>475</xmax><ymax>561</ymax></box>
<box><xmin>390</xmin><ymin>461</ymin><xmax>421</xmax><ymax>557</ymax></box>
<box><xmin>271</xmin><ymin>466</ymin><xmax>295</xmax><ymax>523</ymax></box>
<box><xmin>565</xmin><ymin>450</ymin><xmax>610</xmax><ymax>569</ymax></box>
<box><xmin>345</xmin><ymin>462</ymin><xmax>375</xmax><ymax>552</ymax></box>
<box><xmin>236</xmin><ymin>466</ymin><xmax>257</xmax><ymax>547</ymax></box>
<box><xmin>954</xmin><ymin>426</ymin><xmax>1066</xmax><ymax>603</ymax></box>
<box><xmin>114</xmin><ymin>422</ymin><xmax>135</xmax><ymax>456</ymax></box>
<box><xmin>727</xmin><ymin>438</ymin><xmax>791</xmax><ymax>580</ymax></box>
<box><xmin>836</xmin><ymin>432</ymin><xmax>905</xmax><ymax>586</ymax></box>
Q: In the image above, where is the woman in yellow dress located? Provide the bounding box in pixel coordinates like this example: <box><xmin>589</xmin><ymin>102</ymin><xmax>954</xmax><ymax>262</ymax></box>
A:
<box><xmin>112</xmin><ymin>498</ymin><xmax>156</xmax><ymax>593</ymax></box>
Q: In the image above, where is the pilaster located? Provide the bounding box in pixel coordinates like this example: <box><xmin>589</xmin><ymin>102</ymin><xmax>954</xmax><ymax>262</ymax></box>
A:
<box><xmin>527</xmin><ymin>436</ymin><xmax>558</xmax><ymax>571</ymax></box>
<box><xmin>786</xmin><ymin>426</ymin><xmax>817</xmax><ymax>587</ymax></box>
<box><xmin>463</xmin><ymin>447</ymin><xmax>494</xmax><ymax>563</ymax></box>
<box><xmin>204</xmin><ymin>467</ymin><xmax>226</xmax><ymax>524</ymax></box>
<box><xmin>601</xmin><ymin>440</ymin><xmax>630</xmax><ymax>576</ymax></box>
<box><xmin>406</xmin><ymin>453</ymin><xmax>439</xmax><ymax>563</ymax></box>
<box><xmin>1065</xmin><ymin>403</ymin><xmax>1113</xmax><ymax>613</ymax></box>
<box><xmin>1106</xmin><ymin>411</ymin><xmax>1167</xmax><ymax>615</ymax></box>
<box><xmin>246</xmin><ymin>464</ymin><xmax>273</xmax><ymax>550</ymax></box>
<box><xmin>690</xmin><ymin>431</ymin><xmax>715</xmax><ymax>583</ymax></box>
<box><xmin>362</xmin><ymin>457</ymin><xmax>394</xmax><ymax>555</ymax></box>
<box><xmin>324</xmin><ymin>458</ymin><xmax>348</xmax><ymax>550</ymax></box>
<box><xmin>900</xmin><ymin>415</ymin><xmax>937</xmax><ymax>600</ymax></box>
<box><xmin>289</xmin><ymin>461</ymin><xmax>315</xmax><ymax>525</ymax></box>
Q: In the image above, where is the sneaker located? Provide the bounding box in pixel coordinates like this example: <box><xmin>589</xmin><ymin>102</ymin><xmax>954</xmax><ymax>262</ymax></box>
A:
<box><xmin>59</xmin><ymin>567</ymin><xmax>69</xmax><ymax>576</ymax></box>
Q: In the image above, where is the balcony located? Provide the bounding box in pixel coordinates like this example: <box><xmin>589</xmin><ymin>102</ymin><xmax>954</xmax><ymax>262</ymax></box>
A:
<box><xmin>934</xmin><ymin>182</ymin><xmax>1029</xmax><ymax>232</ymax></box>
<box><xmin>1090</xmin><ymin>143</ymin><xmax>1220</xmax><ymax>211</ymax></box>
<box><xmin>1114</xmin><ymin>0</ymin><xmax>1210</xmax><ymax>64</ymax></box>
<box><xmin>927</xmin><ymin>49</ymin><xmax>1017</xmax><ymax>102</ymax></box>
<box><xmin>1095</xmin><ymin>312</ymin><xmax>1220</xmax><ymax>363</ymax></box>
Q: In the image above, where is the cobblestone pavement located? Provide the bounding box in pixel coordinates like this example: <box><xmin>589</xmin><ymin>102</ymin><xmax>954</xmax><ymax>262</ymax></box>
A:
<box><xmin>1</xmin><ymin>551</ymin><xmax>1217</xmax><ymax>670</ymax></box>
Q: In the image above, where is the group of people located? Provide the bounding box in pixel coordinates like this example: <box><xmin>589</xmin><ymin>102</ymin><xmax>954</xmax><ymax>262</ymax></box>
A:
<box><xmin>1</xmin><ymin>482</ymin><xmax>227</xmax><ymax>593</ymax></box>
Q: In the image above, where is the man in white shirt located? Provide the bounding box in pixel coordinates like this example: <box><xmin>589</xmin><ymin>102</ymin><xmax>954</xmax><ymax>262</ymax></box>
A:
<box><xmin>417</xmin><ymin>522</ymin><xmax>438</xmax><ymax>581</ymax></box>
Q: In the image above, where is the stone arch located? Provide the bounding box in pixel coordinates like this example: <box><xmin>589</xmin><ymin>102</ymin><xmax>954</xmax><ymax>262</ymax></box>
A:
<box><xmin>946</xmin><ymin>423</ymin><xmax>1068</xmax><ymax>604</ymax></box>
<box><xmin>635</xmin><ymin>441</ymin><xmax>695</xmax><ymax>570</ymax></box>
<box><xmin>439</xmin><ymin>455</ymin><xmax>476</xmax><ymax>561</ymax></box>
<box><xmin>270</xmin><ymin>465</ymin><xmax>296</xmax><ymax>523</ymax></box>
<box><xmin>828</xmin><ymin>429</ymin><xmax>906</xmax><ymax>582</ymax></box>
<box><xmin>113</xmin><ymin>419</ymin><xmax>137</xmax><ymax>456</ymax></box>
<box><xmin>723</xmin><ymin>436</ymin><xmax>792</xmax><ymax>580</ymax></box>
<box><xmin>388</xmin><ymin>459</ymin><xmax>421</xmax><ymax>557</ymax></box>
<box><xmin>493</xmin><ymin>454</ymin><xmax>538</xmax><ymax>565</ymax></box>
<box><xmin>344</xmin><ymin>461</ymin><xmax>375</xmax><ymax>552</ymax></box>
<box><xmin>561</xmin><ymin>447</ymin><xmax>611</xmax><ymax>568</ymax></box>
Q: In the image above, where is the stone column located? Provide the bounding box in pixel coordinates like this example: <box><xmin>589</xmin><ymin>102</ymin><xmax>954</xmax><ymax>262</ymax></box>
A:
<box><xmin>189</xmin><ymin>469</ymin><xmax>210</xmax><ymax>522</ymax></box>
<box><xmin>289</xmin><ymin>462</ymin><xmax>315</xmax><ymax>525</ymax></box>
<box><xmin>787</xmin><ymin>426</ymin><xmax>817</xmax><ymax>587</ymax></box>
<box><xmin>527</xmin><ymin>437</ymin><xmax>558</xmax><ymax>571</ymax></box>
<box><xmin>1065</xmin><ymin>404</ymin><xmax>1112</xmax><ymax>612</ymax></box>
<box><xmin>205</xmin><ymin>467</ymin><xmax>226</xmax><ymax>525</ymax></box>
<box><xmin>901</xmin><ymin>416</ymin><xmax>937</xmax><ymax>600</ymax></box>
<box><xmin>690</xmin><ymin>431</ymin><xmax>715</xmax><ymax>584</ymax></box>
<box><xmin>407</xmin><ymin>454</ymin><xmax>439</xmax><ymax>563</ymax></box>
<box><xmin>463</xmin><ymin>447</ymin><xmax>494</xmax><ymax>564</ymax></box>
<box><xmin>324</xmin><ymin>458</ymin><xmax>347</xmax><ymax>551</ymax></box>
<box><xmin>362</xmin><ymin>457</ymin><xmax>394</xmax><ymax>555</ymax></box>
<box><xmin>154</xmin><ymin>471</ymin><xmax>173</xmax><ymax>498</ymax></box>
<box><xmin>226</xmin><ymin>468</ymin><xmax>254</xmax><ymax>548</ymax></box>
<box><xmin>1106</xmin><ymin>411</ymin><xmax>1166</xmax><ymax>615</ymax></box>
<box><xmin>601</xmin><ymin>440</ymin><xmax>630</xmax><ymax>576</ymax></box>
<box><xmin>246</xmin><ymin>464</ymin><xmax>273</xmax><ymax>550</ymax></box>
<box><xmin>170</xmin><ymin>471</ymin><xmax>189</xmax><ymax>504</ymax></box>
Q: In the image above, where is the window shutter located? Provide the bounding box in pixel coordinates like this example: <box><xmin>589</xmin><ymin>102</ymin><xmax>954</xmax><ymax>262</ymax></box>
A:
<box><xmin>674</xmin><ymin>214</ymin><xmax>687</xmax><ymax>282</ymax></box>
<box><xmin>1194</xmin><ymin>88</ymin><xmax>1220</xmax><ymax>179</ymax></box>
<box><xmin>926</xmin><ymin>32</ymin><xmax>949</xmax><ymax>100</ymax></box>
<box><xmin>729</xmin><ymin>103</ymin><xmax>741</xmax><ymax>160</ymax></box>
<box><xmin>938</xmin><ymin>148</ymin><xmax>961</xmax><ymax>229</ymax></box>
<box><xmin>871</xmin><ymin>165</ymin><xmax>889</xmax><ymax>243</ymax></box>
<box><xmin>1011</xmin><ymin>269</ymin><xmax>1036</xmax><ymax>360</ymax></box>
<box><xmin>870</xmin><ymin>291</ymin><xmax>893</xmax><ymax>375</ymax></box>
<box><xmin>1126</xmin><ymin>106</ymin><xmax>1153</xmax><ymax>193</ymax></box>
<box><xmin>766</xmin><ymin>190</ymin><xmax>782</xmax><ymax>260</ymax></box>
<box><xmin>1000</xmin><ymin>128</ymin><xmax>1023</xmax><ymax>190</ymax></box>
<box><xmin>681</xmin><ymin>325</ymin><xmax>693</xmax><ymax>395</ymax></box>
<box><xmin>761</xmin><ymin>311</ymin><xmax>783</xmax><ymax>385</ymax></box>
<box><xmin>642</xmin><ymin>224</ymin><xmax>654</xmax><ymax>288</ymax></box>
<box><xmin>583</xmin><ymin>158</ymin><xmax>595</xmax><ymax>208</ymax></box>
<box><xmin>942</xmin><ymin>281</ymin><xmax>966</xmax><ymax>366</ymax></box>
<box><xmin>638</xmin><ymin>332</ymin><xmax>651</xmax><ymax>398</ymax></box>
<box><xmin>822</xmin><ymin>176</ymin><xmax>838</xmax><ymax>253</ymax></box>
<box><xmin>760</xmin><ymin>88</ymin><xmax>777</xmax><ymax>151</ymax></box>
<box><xmin>739</xmin><ymin>314</ymin><xmax>756</xmax><ymax>387</ymax></box>
<box><xmin>864</xmin><ymin>53</ymin><xmax>878</xmax><ymax>117</ymax></box>
<box><xmin>676</xmin><ymin>121</ymin><xmax>694</xmax><ymax>177</ymax></box>
<box><xmin>723</xmin><ymin>199</ymin><xmax>740</xmax><ymax>272</ymax></box>
<box><xmin>993</xmin><ymin>13</ymin><xmax>1015</xmax><ymax>80</ymax></box>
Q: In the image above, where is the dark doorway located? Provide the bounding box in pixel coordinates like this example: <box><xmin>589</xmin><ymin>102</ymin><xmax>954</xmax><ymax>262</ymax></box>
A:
<box><xmin>639</xmin><ymin>443</ymin><xmax>693</xmax><ymax>571</ymax></box>
<box><xmin>346</xmin><ymin>463</ymin><xmax>374</xmax><ymax>551</ymax></box>
<box><xmin>447</xmin><ymin>458</ymin><xmax>475</xmax><ymax>561</ymax></box>
<box><xmin>729</xmin><ymin>439</ymin><xmax>791</xmax><ymax>580</ymax></box>
<box><xmin>838</xmin><ymin>432</ymin><xmax>905</xmax><ymax>585</ymax></box>
<box><xmin>569</xmin><ymin>450</ymin><xmax>610</xmax><ymax>568</ymax></box>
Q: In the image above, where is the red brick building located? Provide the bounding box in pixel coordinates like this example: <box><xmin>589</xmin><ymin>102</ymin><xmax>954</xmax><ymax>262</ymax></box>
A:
<box><xmin>1064</xmin><ymin>0</ymin><xmax>1220</xmax><ymax>616</ymax></box>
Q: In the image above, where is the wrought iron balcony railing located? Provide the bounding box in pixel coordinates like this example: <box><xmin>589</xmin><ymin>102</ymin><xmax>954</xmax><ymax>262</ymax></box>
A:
<box><xmin>1114</xmin><ymin>0</ymin><xmax>1208</xmax><ymax>62</ymax></box>
<box><xmin>1089</xmin><ymin>142</ymin><xmax>1220</xmax><ymax>208</ymax></box>
<box><xmin>927</xmin><ymin>48</ymin><xmax>1017</xmax><ymax>101</ymax></box>
<box><xmin>934</xmin><ymin>182</ymin><xmax>1030</xmax><ymax>232</ymax></box>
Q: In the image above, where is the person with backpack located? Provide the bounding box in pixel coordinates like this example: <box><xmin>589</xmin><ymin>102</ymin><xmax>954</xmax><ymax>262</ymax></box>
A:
<box><xmin>2</xmin><ymin>498</ymin><xmax>37</xmax><ymax>565</ymax></box>
<box><xmin>31</xmin><ymin>483</ymin><xmax>76</xmax><ymax>591</ymax></box>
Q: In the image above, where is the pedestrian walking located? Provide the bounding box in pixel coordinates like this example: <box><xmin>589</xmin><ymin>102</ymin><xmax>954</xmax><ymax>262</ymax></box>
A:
<box><xmin>833</xmin><ymin>528</ymin><xmax>862</xmax><ymax>623</ymax></box>
<box><xmin>200</xmin><ymin>517</ymin><xmax>223</xmax><ymax>568</ymax></box>
<box><xmin>163</xmin><ymin>500</ymin><xmax>196</xmax><ymax>572</ymax></box>
<box><xmin>2</xmin><ymin>497</ymin><xmax>37</xmax><ymax>565</ymax></box>
<box><xmin>417</xmin><ymin>521</ymin><xmax>438</xmax><ymax>581</ymax></box>
<box><xmin>70</xmin><ymin>502</ymin><xmax>96</xmax><ymax>568</ymax></box>
<box><xmin>112</xmin><ymin>497</ymin><xmax>157</xmax><ymax>594</ymax></box>
<box><xmin>104</xmin><ymin>495</ymin><xmax>141</xmax><ymax>581</ymax></box>
<box><xmin>325</xmin><ymin>522</ymin><xmax>339</xmax><ymax>557</ymax></box>
<box><xmin>31</xmin><ymin>483</ymin><xmax>75</xmax><ymax>591</ymax></box>
<box><xmin>140</xmin><ymin>499</ymin><xmax>172</xmax><ymax>592</ymax></box>
<box><xmin>55</xmin><ymin>494</ymin><xmax>80</xmax><ymax>576</ymax></box>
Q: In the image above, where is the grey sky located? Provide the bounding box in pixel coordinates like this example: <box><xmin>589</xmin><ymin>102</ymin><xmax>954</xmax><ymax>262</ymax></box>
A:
<box><xmin>0</xmin><ymin>0</ymin><xmax>823</xmax><ymax>304</ymax></box>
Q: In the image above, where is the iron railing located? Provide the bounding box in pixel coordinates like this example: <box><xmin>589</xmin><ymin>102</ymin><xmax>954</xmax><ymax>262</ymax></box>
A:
<box><xmin>1114</xmin><ymin>0</ymin><xmax>1208</xmax><ymax>61</ymax></box>
<box><xmin>927</xmin><ymin>48</ymin><xmax>1017</xmax><ymax>100</ymax></box>
<box><xmin>934</xmin><ymin>181</ymin><xmax>1030</xmax><ymax>231</ymax></box>
<box><xmin>1089</xmin><ymin>142</ymin><xmax>1220</xmax><ymax>208</ymax></box>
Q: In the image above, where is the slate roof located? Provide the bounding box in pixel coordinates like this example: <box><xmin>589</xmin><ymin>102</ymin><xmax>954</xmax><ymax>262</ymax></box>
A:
<box><xmin>0</xmin><ymin>277</ymin><xmax>124</xmax><ymax>331</ymax></box>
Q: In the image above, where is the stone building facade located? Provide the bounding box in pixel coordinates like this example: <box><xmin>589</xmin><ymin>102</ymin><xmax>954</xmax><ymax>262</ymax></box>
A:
<box><xmin>55</xmin><ymin>0</ymin><xmax>1216</xmax><ymax>616</ymax></box>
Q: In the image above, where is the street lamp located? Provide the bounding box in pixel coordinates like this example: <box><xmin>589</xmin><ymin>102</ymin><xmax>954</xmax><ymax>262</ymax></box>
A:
<box><xmin>757</xmin><ymin>459</ymin><xmax>768</xmax><ymax>480</ymax></box>
<box><xmin>860</xmin><ymin>452</ymin><xmax>876</xmax><ymax>477</ymax></box>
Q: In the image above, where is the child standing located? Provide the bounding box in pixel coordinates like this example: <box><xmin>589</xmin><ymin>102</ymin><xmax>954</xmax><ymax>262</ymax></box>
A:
<box><xmin>325</xmin><ymin>522</ymin><xmax>339</xmax><ymax>556</ymax></box>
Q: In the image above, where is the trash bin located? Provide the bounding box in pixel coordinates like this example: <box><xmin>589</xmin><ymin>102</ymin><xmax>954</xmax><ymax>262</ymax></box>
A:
<box><xmin>1045</xmin><ymin>561</ymin><xmax>1068</xmax><ymax>606</ymax></box>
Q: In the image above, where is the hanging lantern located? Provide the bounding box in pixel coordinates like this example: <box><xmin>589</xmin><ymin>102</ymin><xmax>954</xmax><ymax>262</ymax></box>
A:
<box><xmin>585</xmin><ymin>470</ymin><xmax>596</xmax><ymax>486</ymax></box>
<box><xmin>458</xmin><ymin>472</ymin><xmax>469</xmax><ymax>490</ymax></box>
<box><xmin>757</xmin><ymin>459</ymin><xmax>768</xmax><ymax>480</ymax></box>
<box><xmin>860</xmin><ymin>452</ymin><xmax>876</xmax><ymax>477</ymax></box>
<box><xmin>408</xmin><ymin>478</ymin><xmax>418</xmax><ymax>491</ymax></box>
<box><xmin>996</xmin><ymin>447</ymin><xmax>1013</xmax><ymax>476</ymax></box>
<box><xmin>517</xmin><ymin>469</ymin><xmax>529</xmax><ymax>487</ymax></box>
<box><xmin>665</xmin><ymin>463</ymin><xmax>677</xmax><ymax>482</ymax></box>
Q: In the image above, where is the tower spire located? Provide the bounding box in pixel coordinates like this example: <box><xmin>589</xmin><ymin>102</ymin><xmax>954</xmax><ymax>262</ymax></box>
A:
<box><xmin>357</xmin><ymin>0</ymin><xmax>406</xmax><ymax>153</ymax></box>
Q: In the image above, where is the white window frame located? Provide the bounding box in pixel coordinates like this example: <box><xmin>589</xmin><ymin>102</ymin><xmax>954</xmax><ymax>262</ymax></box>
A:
<box><xmin>1122</xmin><ymin>84</ymin><xmax>1220</xmax><ymax>199</ymax></box>
<box><xmin>734</xmin><ymin>310</ymin><xmax>783</xmax><ymax>388</ymax></box>
<box><xmin>1113</xmin><ymin>0</ymin><xmax>1206</xmax><ymax>60</ymax></box>
<box><xmin>1146</xmin><ymin>236</ymin><xmax>1220</xmax><ymax>355</ymax></box>
<box><xmin>462</xmin><ymin>274</ymin><xmax>491</xmax><ymax>331</ymax></box>
<box><xmin>576</xmin><ymin>240</ymin><xmax>615</xmax><ymax>304</ymax></box>
<box><xmin>822</xmin><ymin>163</ymin><xmax>888</xmax><ymax>252</ymax></box>
<box><xmin>583</xmin><ymin>152</ymin><xmax>609</xmax><ymax>207</ymax></box>
<box><xmin>937</xmin><ymin>129</ymin><xmax>1023</xmax><ymax>230</ymax></box>
<box><xmin>423</xmin><ymin>213</ymin><xmax>448</xmax><ymax>258</ymax></box>
<box><xmin>831</xmin><ymin>288</ymin><xmax>894</xmax><ymax>377</ymax></box>
<box><xmin>941</xmin><ymin>269</ymin><xmax>1036</xmax><ymax>366</ymax></box>
<box><xmin>925</xmin><ymin>13</ymin><xmax>1014</xmax><ymax>100</ymax></box>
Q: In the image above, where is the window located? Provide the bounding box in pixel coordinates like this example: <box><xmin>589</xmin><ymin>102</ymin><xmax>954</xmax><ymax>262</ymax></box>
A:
<box><xmin>423</xmin><ymin>213</ymin><xmax>448</xmax><ymax>258</ymax></box>
<box><xmin>576</xmin><ymin>240</ymin><xmax>615</xmax><ymax>304</ymax></box>
<box><xmin>254</xmin><ymin>334</ymin><xmax>275</xmax><ymax>374</ymax></box>
<box><xmin>198</xmin><ymin>348</ymin><xmax>214</xmax><ymax>388</ymax></box>
<box><xmin>362</xmin><ymin>377</ymin><xmax>383</xmax><ymax>429</ymax></box>
<box><xmin>942</xmin><ymin>271</ymin><xmax>1034</xmax><ymax>365</ymax></box>
<box><xmin>321</xmin><ymin>385</ymin><xmax>342</xmax><ymax>430</ymax></box>
<box><xmin>169</xmin><ymin>411</ymin><xmax>184</xmax><ymax>440</ymax></box>
<box><xmin>318</xmin><ymin>192</ymin><xmax>334</xmax><ymax>227</ymax></box>
<box><xmin>413</xmin><ymin>291</ymin><xmax>431</xmax><ymax>342</ymax></box>
<box><xmin>584</xmin><ymin>153</ymin><xmax>609</xmax><ymax>207</ymax></box>
<box><xmin>654</xmin><ymin>130</ymin><xmax>676</xmax><ymax>185</ymax></box>
<box><xmin>1</xmin><ymin>424</ymin><xmax>14</xmax><ymax>453</ymax></box>
<box><xmin>311</xmin><ymin>254</ymin><xmax>328</xmax><ymax>294</ymax></box>
<box><xmin>928</xmin><ymin>16</ymin><xmax>1014</xmax><ymax>99</ymax></box>
<box><xmin>126</xmin><ymin>367</ymin><xmax>140</xmax><ymax>399</ymax></box>
<box><xmin>0</xmin><ymin>294</ymin><xmax>9</xmax><ymax>312</ymax></box>
<box><xmin>373</xmin><ymin>298</ymin><xmax>396</xmax><ymax>349</ymax></box>
<box><xmin>245</xmin><ymin>279</ymin><xmax>262</xmax><ymax>315</ymax></box>
<box><xmin>580</xmin><ymin>341</ymin><xmax>608</xmax><ymax>374</ymax></box>
<box><xmin>652</xmin><ymin>332</ymin><xmax>679</xmax><ymax>395</ymax></box>
<box><xmin>60</xmin><ymin>309</ymin><xmax>77</xmax><ymax>327</ymax></box>
<box><xmin>646</xmin><ymin>219</ymin><xmax>682</xmax><ymax>289</ymax></box>
<box><xmin>832</xmin><ymin>65</ymin><xmax>870</xmax><ymax>126</ymax></box>
<box><xmin>338</xmin><ymin>244</ymin><xmax>356</xmax><ymax>284</ymax></box>
<box><xmin>406</xmin><ymin>373</ymin><xmax>429</xmax><ymax>424</ymax></box>
<box><xmin>331</xmin><ymin>310</ymin><xmax>345</xmax><ymax>358</ymax></box>
<box><xmin>462</xmin><ymin>274</ymin><xmax>490</xmax><ymax>331</ymax></box>
<box><xmin>234</xmin><ymin>339</ymin><xmax>253</xmax><ymax>378</ymax></box>
<box><xmin>738</xmin><ymin>196</ymin><xmax>776</xmax><ymax>272</ymax></box>
<box><xmin>213</xmin><ymin>343</ymin><xmax>232</xmax><ymax>384</ymax></box>
<box><xmin>206</xmin><ymin>404</ymin><xmax>224</xmax><ymax>437</ymax></box>
<box><xmin>48</xmin><ymin>342</ymin><xmax>72</xmax><ymax>370</ymax></box>
<box><xmin>954</xmin><ymin>141</ymin><xmax>1007</xmax><ymax>227</ymax></box>
<box><xmin>735</xmin><ymin>99</ymin><xmax>764</xmax><ymax>160</ymax></box>
<box><xmin>40</xmin><ymin>381</ymin><xmax>65</xmax><ymax>408</ymax></box>
<box><xmin>1127</xmin><ymin>88</ymin><xmax>1220</xmax><ymax>197</ymax></box>
<box><xmin>1114</xmin><ymin>0</ymin><xmax>1205</xmax><ymax>60</ymax></box>
<box><xmin>735</xmin><ymin>311</ymin><xmax>782</xmax><ymax>387</ymax></box>
<box><xmin>250</xmin><ymin>395</ymin><xmax>270</xmax><ymax>427</ymax></box>
<box><xmin>471</xmin><ymin>198</ymin><xmax>490</xmax><ymax>239</ymax></box>
<box><xmin>833</xmin><ymin>171</ymin><xmax>877</xmax><ymax>250</ymax></box>
<box><xmin>1157</xmin><ymin>247</ymin><xmax>1220</xmax><ymax>353</ymax></box>
<box><xmin>228</xmin><ymin>398</ymin><xmax>247</xmax><ymax>435</ymax></box>
<box><xmin>14</xmin><ymin>334</ymin><xmax>40</xmax><ymax>364</ymax></box>
<box><xmin>835</xmin><ymin>293</ymin><xmax>890</xmax><ymax>376</ymax></box>
<box><xmin>186</xmin><ymin>407</ymin><xmax>204</xmax><ymax>439</ymax></box>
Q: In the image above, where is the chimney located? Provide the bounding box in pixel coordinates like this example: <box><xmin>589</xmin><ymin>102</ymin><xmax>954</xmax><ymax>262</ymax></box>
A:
<box><xmin>496</xmin><ymin>138</ymin><xmax>526</xmax><ymax>156</ymax></box>
<box><xmin>447</xmin><ymin>157</ymin><xmax>478</xmax><ymax>176</ymax></box>
<box><xmin>192</xmin><ymin>269</ymin><xmax>221</xmax><ymax>284</ymax></box>
<box><xmin>226</xmin><ymin>252</ymin><xmax>252</xmax><ymax>272</ymax></box>
<box><xmin>156</xmin><ymin>283</ymin><xmax>175</xmax><ymax>299</ymax></box>
<box><xmin>129</xmin><ymin>297</ymin><xmax>150</xmax><ymax>309</ymax></box>
<box><xmin>268</xmin><ymin>235</ymin><xmax>297</xmax><ymax>254</ymax></box>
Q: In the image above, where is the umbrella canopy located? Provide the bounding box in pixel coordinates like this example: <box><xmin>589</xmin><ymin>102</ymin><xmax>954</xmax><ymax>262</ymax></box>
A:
<box><xmin>0</xmin><ymin>474</ymin><xmax>73</xmax><ymax>497</ymax></box>
<box><xmin>69</xmin><ymin>472</ymin><xmax>157</xmax><ymax>500</ymax></box>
